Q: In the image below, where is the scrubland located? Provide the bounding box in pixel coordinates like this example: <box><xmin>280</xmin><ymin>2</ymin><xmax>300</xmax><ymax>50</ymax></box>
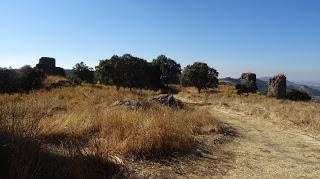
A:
<box><xmin>0</xmin><ymin>79</ymin><xmax>221</xmax><ymax>178</ymax></box>
<box><xmin>2</xmin><ymin>78</ymin><xmax>320</xmax><ymax>178</ymax></box>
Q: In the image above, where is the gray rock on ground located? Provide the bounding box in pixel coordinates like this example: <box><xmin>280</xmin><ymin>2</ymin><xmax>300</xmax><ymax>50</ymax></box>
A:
<box><xmin>112</xmin><ymin>100</ymin><xmax>141</xmax><ymax>110</ymax></box>
<box><xmin>268</xmin><ymin>74</ymin><xmax>287</xmax><ymax>99</ymax></box>
<box><xmin>151</xmin><ymin>94</ymin><xmax>183</xmax><ymax>109</ymax></box>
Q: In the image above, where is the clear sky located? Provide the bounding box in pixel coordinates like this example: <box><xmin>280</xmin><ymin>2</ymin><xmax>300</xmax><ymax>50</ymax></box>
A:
<box><xmin>0</xmin><ymin>0</ymin><xmax>319</xmax><ymax>81</ymax></box>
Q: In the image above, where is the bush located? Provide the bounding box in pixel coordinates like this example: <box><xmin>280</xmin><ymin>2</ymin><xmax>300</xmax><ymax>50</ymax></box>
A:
<box><xmin>236</xmin><ymin>81</ymin><xmax>257</xmax><ymax>94</ymax></box>
<box><xmin>0</xmin><ymin>66</ymin><xmax>46</xmax><ymax>93</ymax></box>
<box><xmin>286</xmin><ymin>89</ymin><xmax>311</xmax><ymax>101</ymax></box>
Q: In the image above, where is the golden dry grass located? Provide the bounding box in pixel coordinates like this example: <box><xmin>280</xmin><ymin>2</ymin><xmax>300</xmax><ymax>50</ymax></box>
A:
<box><xmin>43</xmin><ymin>75</ymin><xmax>68</xmax><ymax>85</ymax></box>
<box><xmin>0</xmin><ymin>84</ymin><xmax>221</xmax><ymax>178</ymax></box>
<box><xmin>178</xmin><ymin>85</ymin><xmax>320</xmax><ymax>132</ymax></box>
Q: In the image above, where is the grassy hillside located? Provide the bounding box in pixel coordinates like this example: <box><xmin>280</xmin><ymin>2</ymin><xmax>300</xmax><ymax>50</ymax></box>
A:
<box><xmin>2</xmin><ymin>78</ymin><xmax>320</xmax><ymax>178</ymax></box>
<box><xmin>0</xmin><ymin>81</ymin><xmax>222</xmax><ymax>178</ymax></box>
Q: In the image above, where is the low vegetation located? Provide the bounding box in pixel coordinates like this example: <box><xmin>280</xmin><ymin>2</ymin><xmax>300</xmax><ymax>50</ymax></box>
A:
<box><xmin>0</xmin><ymin>66</ymin><xmax>45</xmax><ymax>93</ymax></box>
<box><xmin>178</xmin><ymin>85</ymin><xmax>320</xmax><ymax>132</ymax></box>
<box><xmin>0</xmin><ymin>83</ymin><xmax>221</xmax><ymax>178</ymax></box>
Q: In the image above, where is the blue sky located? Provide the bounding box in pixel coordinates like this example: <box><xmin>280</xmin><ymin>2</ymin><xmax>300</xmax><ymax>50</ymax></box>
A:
<box><xmin>0</xmin><ymin>0</ymin><xmax>319</xmax><ymax>81</ymax></box>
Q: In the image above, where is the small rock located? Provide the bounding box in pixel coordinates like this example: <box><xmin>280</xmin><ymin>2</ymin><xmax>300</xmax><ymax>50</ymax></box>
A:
<box><xmin>151</xmin><ymin>94</ymin><xmax>183</xmax><ymax>109</ymax></box>
<box><xmin>112</xmin><ymin>100</ymin><xmax>141</xmax><ymax>110</ymax></box>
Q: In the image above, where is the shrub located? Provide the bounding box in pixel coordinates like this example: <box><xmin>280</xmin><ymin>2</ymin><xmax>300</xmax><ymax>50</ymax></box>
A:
<box><xmin>286</xmin><ymin>89</ymin><xmax>311</xmax><ymax>101</ymax></box>
<box><xmin>236</xmin><ymin>81</ymin><xmax>258</xmax><ymax>94</ymax></box>
<box><xmin>0</xmin><ymin>66</ymin><xmax>45</xmax><ymax>93</ymax></box>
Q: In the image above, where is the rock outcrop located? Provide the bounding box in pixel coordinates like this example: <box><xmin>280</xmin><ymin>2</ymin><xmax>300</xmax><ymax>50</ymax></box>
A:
<box><xmin>151</xmin><ymin>94</ymin><xmax>183</xmax><ymax>109</ymax></box>
<box><xmin>36</xmin><ymin>57</ymin><xmax>66</xmax><ymax>77</ymax></box>
<box><xmin>268</xmin><ymin>74</ymin><xmax>286</xmax><ymax>99</ymax></box>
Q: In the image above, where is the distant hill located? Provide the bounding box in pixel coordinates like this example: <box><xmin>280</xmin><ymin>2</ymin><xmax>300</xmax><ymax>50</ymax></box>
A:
<box><xmin>219</xmin><ymin>77</ymin><xmax>320</xmax><ymax>97</ymax></box>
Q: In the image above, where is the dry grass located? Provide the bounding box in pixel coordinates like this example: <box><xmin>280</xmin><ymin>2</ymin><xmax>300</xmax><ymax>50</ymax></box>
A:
<box><xmin>43</xmin><ymin>75</ymin><xmax>68</xmax><ymax>85</ymax></box>
<box><xmin>178</xmin><ymin>85</ymin><xmax>320</xmax><ymax>132</ymax></box>
<box><xmin>0</xmin><ymin>83</ymin><xmax>220</xmax><ymax>178</ymax></box>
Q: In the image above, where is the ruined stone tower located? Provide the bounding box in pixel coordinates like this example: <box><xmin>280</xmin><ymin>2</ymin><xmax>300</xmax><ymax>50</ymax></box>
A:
<box><xmin>268</xmin><ymin>74</ymin><xmax>286</xmax><ymax>99</ymax></box>
<box><xmin>236</xmin><ymin>73</ymin><xmax>257</xmax><ymax>93</ymax></box>
<box><xmin>36</xmin><ymin>57</ymin><xmax>66</xmax><ymax>77</ymax></box>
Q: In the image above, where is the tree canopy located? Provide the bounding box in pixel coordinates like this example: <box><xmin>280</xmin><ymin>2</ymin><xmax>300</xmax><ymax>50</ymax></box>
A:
<box><xmin>181</xmin><ymin>62</ymin><xmax>219</xmax><ymax>93</ymax></box>
<box><xmin>152</xmin><ymin>55</ymin><xmax>181</xmax><ymax>86</ymax></box>
<box><xmin>95</xmin><ymin>54</ymin><xmax>162</xmax><ymax>90</ymax></box>
<box><xmin>72</xmin><ymin>62</ymin><xmax>95</xmax><ymax>83</ymax></box>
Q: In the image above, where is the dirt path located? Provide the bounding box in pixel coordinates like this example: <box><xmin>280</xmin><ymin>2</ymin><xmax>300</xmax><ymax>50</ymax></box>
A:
<box><xmin>177</xmin><ymin>96</ymin><xmax>320</xmax><ymax>179</ymax></box>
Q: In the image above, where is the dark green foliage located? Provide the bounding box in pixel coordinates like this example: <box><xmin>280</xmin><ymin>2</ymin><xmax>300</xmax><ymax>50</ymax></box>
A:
<box><xmin>95</xmin><ymin>54</ymin><xmax>162</xmax><ymax>90</ymax></box>
<box><xmin>181</xmin><ymin>62</ymin><xmax>219</xmax><ymax>93</ymax></box>
<box><xmin>235</xmin><ymin>81</ymin><xmax>258</xmax><ymax>94</ymax></box>
<box><xmin>286</xmin><ymin>89</ymin><xmax>311</xmax><ymax>101</ymax></box>
<box><xmin>72</xmin><ymin>62</ymin><xmax>95</xmax><ymax>83</ymax></box>
<box><xmin>0</xmin><ymin>66</ymin><xmax>46</xmax><ymax>93</ymax></box>
<box><xmin>152</xmin><ymin>55</ymin><xmax>181</xmax><ymax>86</ymax></box>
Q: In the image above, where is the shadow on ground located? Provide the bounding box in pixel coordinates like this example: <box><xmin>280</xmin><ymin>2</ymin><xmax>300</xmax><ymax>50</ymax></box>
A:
<box><xmin>0</xmin><ymin>132</ymin><xmax>125</xmax><ymax>179</ymax></box>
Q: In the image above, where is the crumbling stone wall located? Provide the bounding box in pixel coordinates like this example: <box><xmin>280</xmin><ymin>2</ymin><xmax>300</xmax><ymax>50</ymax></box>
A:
<box><xmin>236</xmin><ymin>73</ymin><xmax>257</xmax><ymax>94</ymax></box>
<box><xmin>268</xmin><ymin>74</ymin><xmax>286</xmax><ymax>98</ymax></box>
<box><xmin>36</xmin><ymin>57</ymin><xmax>66</xmax><ymax>77</ymax></box>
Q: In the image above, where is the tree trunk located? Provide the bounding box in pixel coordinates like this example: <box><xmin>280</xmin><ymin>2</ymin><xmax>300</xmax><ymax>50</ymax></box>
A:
<box><xmin>198</xmin><ymin>88</ymin><xmax>201</xmax><ymax>94</ymax></box>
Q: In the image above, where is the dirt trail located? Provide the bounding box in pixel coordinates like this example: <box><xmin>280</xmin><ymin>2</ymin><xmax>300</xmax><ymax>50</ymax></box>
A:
<box><xmin>177</xmin><ymin>96</ymin><xmax>320</xmax><ymax>179</ymax></box>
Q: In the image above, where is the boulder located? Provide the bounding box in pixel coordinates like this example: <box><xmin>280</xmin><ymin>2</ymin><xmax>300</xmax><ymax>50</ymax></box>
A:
<box><xmin>112</xmin><ymin>100</ymin><xmax>141</xmax><ymax>110</ymax></box>
<box><xmin>268</xmin><ymin>74</ymin><xmax>287</xmax><ymax>99</ymax></box>
<box><xmin>151</xmin><ymin>94</ymin><xmax>183</xmax><ymax>108</ymax></box>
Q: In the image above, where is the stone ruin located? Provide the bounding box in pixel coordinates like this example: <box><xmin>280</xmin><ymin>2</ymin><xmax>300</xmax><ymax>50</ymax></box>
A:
<box><xmin>268</xmin><ymin>74</ymin><xmax>286</xmax><ymax>99</ymax></box>
<box><xmin>236</xmin><ymin>73</ymin><xmax>257</xmax><ymax>94</ymax></box>
<box><xmin>36</xmin><ymin>57</ymin><xmax>66</xmax><ymax>77</ymax></box>
<box><xmin>240</xmin><ymin>73</ymin><xmax>257</xmax><ymax>86</ymax></box>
